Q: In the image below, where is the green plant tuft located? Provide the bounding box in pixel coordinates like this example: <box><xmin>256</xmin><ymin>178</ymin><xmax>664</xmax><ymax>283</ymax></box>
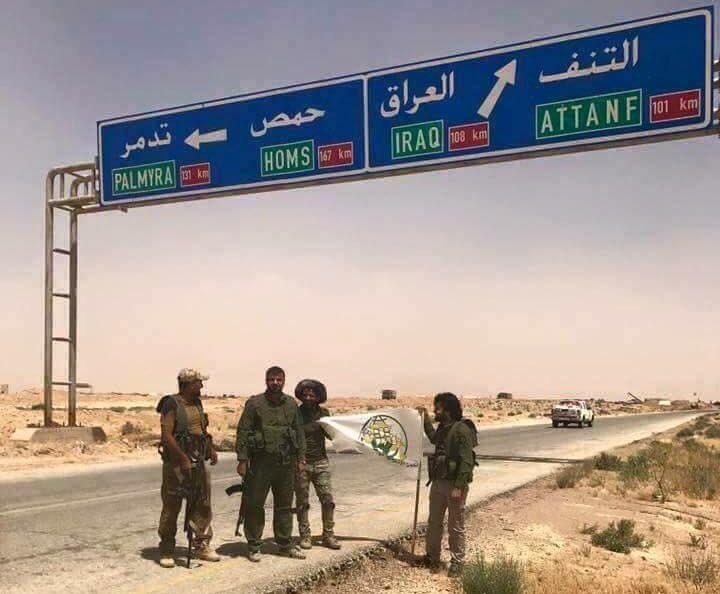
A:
<box><xmin>462</xmin><ymin>554</ymin><xmax>524</xmax><ymax>594</ymax></box>
<box><xmin>591</xmin><ymin>519</ymin><xmax>647</xmax><ymax>554</ymax></box>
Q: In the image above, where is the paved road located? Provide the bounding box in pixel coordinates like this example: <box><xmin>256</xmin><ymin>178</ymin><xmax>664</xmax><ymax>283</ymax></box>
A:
<box><xmin>0</xmin><ymin>411</ymin><xmax>699</xmax><ymax>594</ymax></box>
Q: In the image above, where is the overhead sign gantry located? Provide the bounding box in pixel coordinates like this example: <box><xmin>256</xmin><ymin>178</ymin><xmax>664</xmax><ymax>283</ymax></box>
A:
<box><xmin>97</xmin><ymin>7</ymin><xmax>713</xmax><ymax>207</ymax></box>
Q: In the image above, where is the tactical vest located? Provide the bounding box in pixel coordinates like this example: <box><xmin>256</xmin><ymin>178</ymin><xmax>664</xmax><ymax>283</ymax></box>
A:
<box><xmin>246</xmin><ymin>395</ymin><xmax>301</xmax><ymax>463</ymax></box>
<box><xmin>156</xmin><ymin>394</ymin><xmax>209</xmax><ymax>462</ymax></box>
<box><xmin>427</xmin><ymin>418</ymin><xmax>478</xmax><ymax>483</ymax></box>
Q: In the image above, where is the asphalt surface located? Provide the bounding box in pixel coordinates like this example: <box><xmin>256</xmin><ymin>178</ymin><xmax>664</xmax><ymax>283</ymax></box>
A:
<box><xmin>0</xmin><ymin>411</ymin><xmax>700</xmax><ymax>594</ymax></box>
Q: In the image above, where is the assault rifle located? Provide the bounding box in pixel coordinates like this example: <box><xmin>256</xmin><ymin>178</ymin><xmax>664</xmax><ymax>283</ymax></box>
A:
<box><xmin>176</xmin><ymin>458</ymin><xmax>202</xmax><ymax>569</ymax></box>
<box><xmin>225</xmin><ymin>481</ymin><xmax>306</xmax><ymax>536</ymax></box>
<box><xmin>225</xmin><ymin>481</ymin><xmax>247</xmax><ymax>537</ymax></box>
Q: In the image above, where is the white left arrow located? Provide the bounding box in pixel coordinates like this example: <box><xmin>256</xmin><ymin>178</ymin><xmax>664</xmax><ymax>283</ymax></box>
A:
<box><xmin>477</xmin><ymin>59</ymin><xmax>517</xmax><ymax>119</ymax></box>
<box><xmin>184</xmin><ymin>128</ymin><xmax>228</xmax><ymax>150</ymax></box>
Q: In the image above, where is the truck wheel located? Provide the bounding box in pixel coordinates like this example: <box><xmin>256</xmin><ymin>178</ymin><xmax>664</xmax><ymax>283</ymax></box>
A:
<box><xmin>552</xmin><ymin>420</ymin><xmax>559</xmax><ymax>428</ymax></box>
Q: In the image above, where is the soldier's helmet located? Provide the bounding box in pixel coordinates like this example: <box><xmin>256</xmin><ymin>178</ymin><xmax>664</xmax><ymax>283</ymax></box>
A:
<box><xmin>295</xmin><ymin>379</ymin><xmax>327</xmax><ymax>403</ymax></box>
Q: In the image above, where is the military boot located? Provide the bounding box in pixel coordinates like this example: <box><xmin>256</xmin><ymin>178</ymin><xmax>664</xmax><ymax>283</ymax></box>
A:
<box><xmin>298</xmin><ymin>535</ymin><xmax>313</xmax><ymax>550</ymax></box>
<box><xmin>247</xmin><ymin>550</ymin><xmax>262</xmax><ymax>563</ymax></box>
<box><xmin>159</xmin><ymin>556</ymin><xmax>175</xmax><ymax>568</ymax></box>
<box><xmin>416</xmin><ymin>554</ymin><xmax>442</xmax><ymax>573</ymax></box>
<box><xmin>448</xmin><ymin>562</ymin><xmax>464</xmax><ymax>578</ymax></box>
<box><xmin>195</xmin><ymin>546</ymin><xmax>220</xmax><ymax>562</ymax></box>
<box><xmin>279</xmin><ymin>545</ymin><xmax>306</xmax><ymax>559</ymax></box>
<box><xmin>321</xmin><ymin>533</ymin><xmax>341</xmax><ymax>550</ymax></box>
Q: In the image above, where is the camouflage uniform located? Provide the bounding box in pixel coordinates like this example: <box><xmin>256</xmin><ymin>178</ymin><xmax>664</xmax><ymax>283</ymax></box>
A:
<box><xmin>423</xmin><ymin>417</ymin><xmax>476</xmax><ymax>567</ymax></box>
<box><xmin>235</xmin><ymin>392</ymin><xmax>306</xmax><ymax>552</ymax></box>
<box><xmin>157</xmin><ymin>394</ymin><xmax>213</xmax><ymax>556</ymax></box>
<box><xmin>295</xmin><ymin>405</ymin><xmax>335</xmax><ymax>539</ymax></box>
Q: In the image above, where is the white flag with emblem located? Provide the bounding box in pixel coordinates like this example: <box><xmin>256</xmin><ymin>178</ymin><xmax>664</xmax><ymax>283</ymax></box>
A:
<box><xmin>318</xmin><ymin>408</ymin><xmax>428</xmax><ymax>468</ymax></box>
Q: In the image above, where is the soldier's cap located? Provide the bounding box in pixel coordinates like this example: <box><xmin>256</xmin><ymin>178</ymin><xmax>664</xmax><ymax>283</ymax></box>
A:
<box><xmin>177</xmin><ymin>368</ymin><xmax>210</xmax><ymax>383</ymax></box>
<box><xmin>295</xmin><ymin>379</ymin><xmax>327</xmax><ymax>403</ymax></box>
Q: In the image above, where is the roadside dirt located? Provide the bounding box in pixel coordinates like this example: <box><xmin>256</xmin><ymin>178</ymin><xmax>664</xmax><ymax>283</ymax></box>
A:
<box><xmin>1</xmin><ymin>388</ymin><xmax>708</xmax><ymax>473</ymax></box>
<box><xmin>306</xmin><ymin>415</ymin><xmax>720</xmax><ymax>594</ymax></box>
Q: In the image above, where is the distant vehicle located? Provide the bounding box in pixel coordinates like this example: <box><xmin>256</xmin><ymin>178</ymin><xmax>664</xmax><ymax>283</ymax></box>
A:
<box><xmin>381</xmin><ymin>389</ymin><xmax>397</xmax><ymax>400</ymax></box>
<box><xmin>551</xmin><ymin>399</ymin><xmax>594</xmax><ymax>428</ymax></box>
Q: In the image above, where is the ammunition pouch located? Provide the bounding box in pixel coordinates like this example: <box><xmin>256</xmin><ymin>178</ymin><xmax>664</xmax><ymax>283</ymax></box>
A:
<box><xmin>287</xmin><ymin>428</ymin><xmax>299</xmax><ymax>451</ymax></box>
<box><xmin>255</xmin><ymin>426</ymin><xmax>299</xmax><ymax>463</ymax></box>
<box><xmin>447</xmin><ymin>459</ymin><xmax>458</xmax><ymax>479</ymax></box>
<box><xmin>427</xmin><ymin>453</ymin><xmax>446</xmax><ymax>483</ymax></box>
<box><xmin>427</xmin><ymin>453</ymin><xmax>458</xmax><ymax>484</ymax></box>
<box><xmin>164</xmin><ymin>431</ymin><xmax>209</xmax><ymax>463</ymax></box>
<box><xmin>278</xmin><ymin>441</ymin><xmax>293</xmax><ymax>466</ymax></box>
<box><xmin>247</xmin><ymin>431</ymin><xmax>265</xmax><ymax>453</ymax></box>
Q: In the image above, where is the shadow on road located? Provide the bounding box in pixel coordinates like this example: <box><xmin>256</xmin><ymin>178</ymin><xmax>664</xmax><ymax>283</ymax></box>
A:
<box><xmin>214</xmin><ymin>534</ymin><xmax>385</xmax><ymax>558</ymax></box>
<box><xmin>216</xmin><ymin>540</ymin><xmax>252</xmax><ymax>558</ymax></box>
<box><xmin>139</xmin><ymin>546</ymin><xmax>164</xmax><ymax>565</ymax></box>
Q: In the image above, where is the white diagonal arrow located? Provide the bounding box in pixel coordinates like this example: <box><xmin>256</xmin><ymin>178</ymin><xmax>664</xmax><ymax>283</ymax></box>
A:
<box><xmin>184</xmin><ymin>128</ymin><xmax>228</xmax><ymax>150</ymax></box>
<box><xmin>477</xmin><ymin>59</ymin><xmax>517</xmax><ymax>119</ymax></box>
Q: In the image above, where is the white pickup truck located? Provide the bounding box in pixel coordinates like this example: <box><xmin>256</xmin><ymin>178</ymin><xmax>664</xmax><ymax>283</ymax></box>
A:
<box><xmin>551</xmin><ymin>399</ymin><xmax>594</xmax><ymax>428</ymax></box>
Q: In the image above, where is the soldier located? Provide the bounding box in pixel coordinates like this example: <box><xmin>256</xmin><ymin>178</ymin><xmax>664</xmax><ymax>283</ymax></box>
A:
<box><xmin>294</xmin><ymin>379</ymin><xmax>341</xmax><ymax>550</ymax></box>
<box><xmin>156</xmin><ymin>368</ymin><xmax>220</xmax><ymax>568</ymax></box>
<box><xmin>417</xmin><ymin>393</ymin><xmax>477</xmax><ymax>577</ymax></box>
<box><xmin>235</xmin><ymin>366</ymin><xmax>307</xmax><ymax>562</ymax></box>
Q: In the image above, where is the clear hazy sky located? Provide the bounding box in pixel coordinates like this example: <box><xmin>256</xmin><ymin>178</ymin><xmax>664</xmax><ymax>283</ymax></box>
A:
<box><xmin>1</xmin><ymin>0</ymin><xmax>718</xmax><ymax>399</ymax></box>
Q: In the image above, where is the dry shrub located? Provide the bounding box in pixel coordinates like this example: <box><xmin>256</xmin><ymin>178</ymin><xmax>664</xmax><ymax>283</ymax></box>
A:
<box><xmin>591</xmin><ymin>519</ymin><xmax>647</xmax><ymax>554</ymax></box>
<box><xmin>595</xmin><ymin>452</ymin><xmax>623</xmax><ymax>471</ymax></box>
<box><xmin>705</xmin><ymin>425</ymin><xmax>720</xmax><ymax>439</ymax></box>
<box><xmin>689</xmin><ymin>534</ymin><xmax>708</xmax><ymax>550</ymax></box>
<box><xmin>692</xmin><ymin>416</ymin><xmax>712</xmax><ymax>432</ymax></box>
<box><xmin>614</xmin><ymin>440</ymin><xmax>720</xmax><ymax>501</ymax></box>
<box><xmin>620</xmin><ymin>451</ymin><xmax>651</xmax><ymax>486</ymax></box>
<box><xmin>671</xmin><ymin>440</ymin><xmax>720</xmax><ymax>500</ymax></box>
<box><xmin>646</xmin><ymin>441</ymin><xmax>675</xmax><ymax>503</ymax></box>
<box><xmin>555</xmin><ymin>460</ymin><xmax>594</xmax><ymax>489</ymax></box>
<box><xmin>580</xmin><ymin>523</ymin><xmax>598</xmax><ymax>535</ymax></box>
<box><xmin>527</xmin><ymin>565</ymin><xmax>669</xmax><ymax>594</ymax></box>
<box><xmin>462</xmin><ymin>554</ymin><xmax>523</xmax><ymax>594</ymax></box>
<box><xmin>666</xmin><ymin>549</ymin><xmax>720</xmax><ymax>590</ymax></box>
<box><xmin>120</xmin><ymin>421</ymin><xmax>144</xmax><ymax>435</ymax></box>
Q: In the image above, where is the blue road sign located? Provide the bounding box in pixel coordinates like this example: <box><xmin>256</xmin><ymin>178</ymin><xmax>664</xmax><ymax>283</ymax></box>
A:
<box><xmin>367</xmin><ymin>7</ymin><xmax>713</xmax><ymax>171</ymax></box>
<box><xmin>97</xmin><ymin>7</ymin><xmax>713</xmax><ymax>206</ymax></box>
<box><xmin>98</xmin><ymin>77</ymin><xmax>366</xmax><ymax>205</ymax></box>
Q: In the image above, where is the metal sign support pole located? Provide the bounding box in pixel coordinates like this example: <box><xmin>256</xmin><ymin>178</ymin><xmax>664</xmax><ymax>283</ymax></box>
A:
<box><xmin>68</xmin><ymin>211</ymin><xmax>78</xmax><ymax>426</ymax></box>
<box><xmin>43</xmin><ymin>181</ymin><xmax>54</xmax><ymax>427</ymax></box>
<box><xmin>43</xmin><ymin>163</ymin><xmax>96</xmax><ymax>427</ymax></box>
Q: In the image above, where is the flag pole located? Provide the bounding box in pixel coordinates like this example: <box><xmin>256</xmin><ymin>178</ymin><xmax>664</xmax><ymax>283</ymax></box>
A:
<box><xmin>410</xmin><ymin>411</ymin><xmax>423</xmax><ymax>558</ymax></box>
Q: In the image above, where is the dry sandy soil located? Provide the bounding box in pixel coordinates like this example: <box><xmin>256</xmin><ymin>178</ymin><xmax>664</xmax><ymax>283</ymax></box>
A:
<box><xmin>305</xmin><ymin>416</ymin><xmax>720</xmax><ymax>594</ymax></box>
<box><xmin>0</xmin><ymin>388</ymin><xmax>708</xmax><ymax>473</ymax></box>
